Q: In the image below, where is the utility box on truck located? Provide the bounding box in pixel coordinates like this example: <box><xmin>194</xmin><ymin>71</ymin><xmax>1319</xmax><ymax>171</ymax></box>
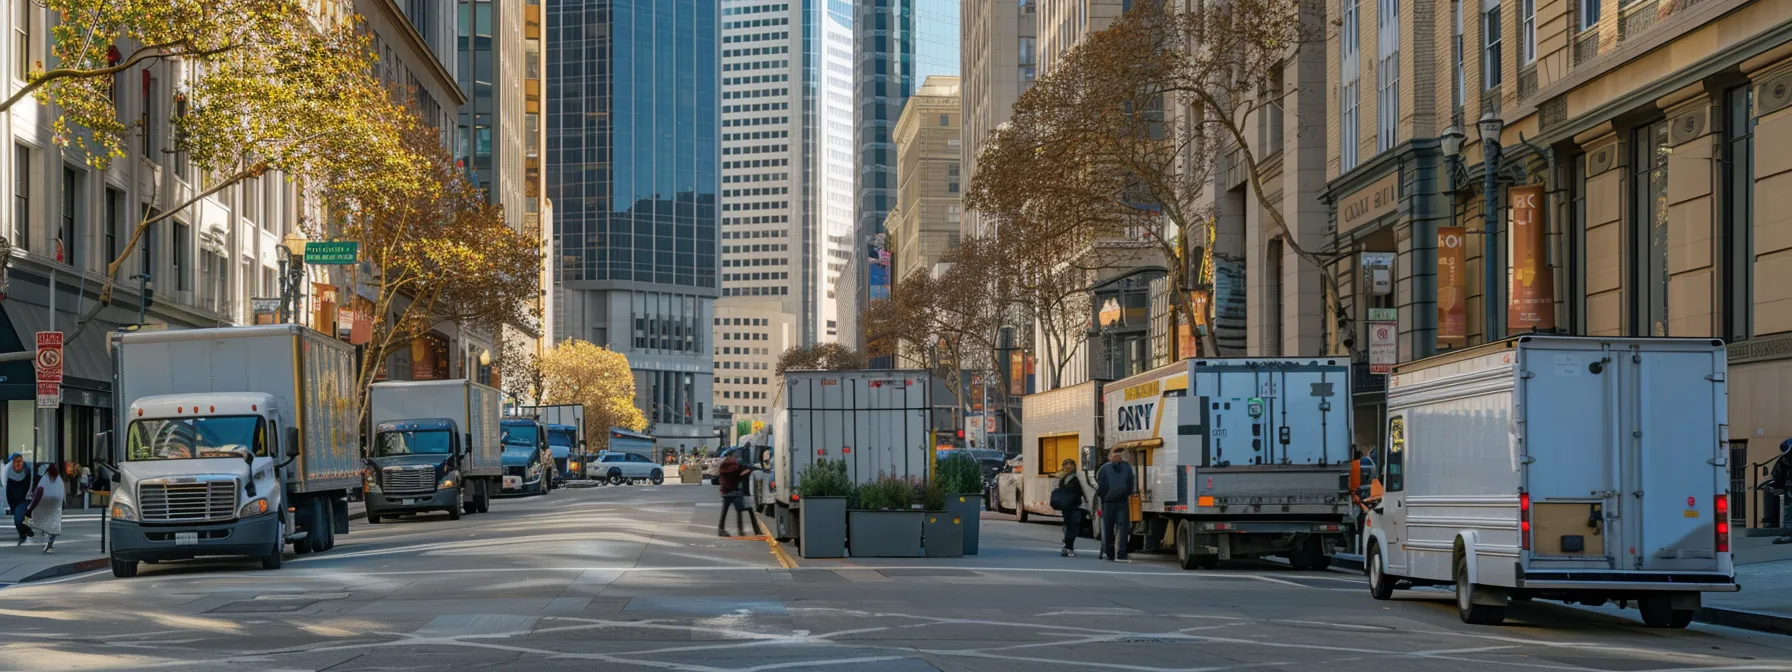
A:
<box><xmin>769</xmin><ymin>370</ymin><xmax>932</xmax><ymax>543</ymax></box>
<box><xmin>1105</xmin><ymin>357</ymin><xmax>1355</xmax><ymax>570</ymax></box>
<box><xmin>1362</xmin><ymin>336</ymin><xmax>1736</xmax><ymax>628</ymax></box>
<box><xmin>365</xmin><ymin>380</ymin><xmax>503</xmax><ymax>522</ymax></box>
<box><xmin>105</xmin><ymin>325</ymin><xmax>361</xmax><ymax>578</ymax></box>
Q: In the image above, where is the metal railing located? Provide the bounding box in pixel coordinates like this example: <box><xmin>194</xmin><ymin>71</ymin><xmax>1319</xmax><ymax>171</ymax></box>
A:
<box><xmin>1351</xmin><ymin>362</ymin><xmax>1387</xmax><ymax>396</ymax></box>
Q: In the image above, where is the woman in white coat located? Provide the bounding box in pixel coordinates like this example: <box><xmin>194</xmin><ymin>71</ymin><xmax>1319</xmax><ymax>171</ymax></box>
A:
<box><xmin>25</xmin><ymin>462</ymin><xmax>64</xmax><ymax>553</ymax></box>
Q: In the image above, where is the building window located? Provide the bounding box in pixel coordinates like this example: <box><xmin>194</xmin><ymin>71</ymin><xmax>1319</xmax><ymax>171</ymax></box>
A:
<box><xmin>141</xmin><ymin>215</ymin><xmax>155</xmax><ymax>276</ymax></box>
<box><xmin>1340</xmin><ymin>0</ymin><xmax>1361</xmax><ymax>170</ymax></box>
<box><xmin>1453</xmin><ymin>0</ymin><xmax>1465</xmax><ymax>112</ymax></box>
<box><xmin>947</xmin><ymin>163</ymin><xmax>960</xmax><ymax>194</ymax></box>
<box><xmin>1520</xmin><ymin>0</ymin><xmax>1536</xmax><ymax>64</ymax></box>
<box><xmin>1375</xmin><ymin>0</ymin><xmax>1399</xmax><ymax>154</ymax></box>
<box><xmin>1261</xmin><ymin>65</ymin><xmax>1285</xmax><ymax>152</ymax></box>
<box><xmin>12</xmin><ymin>0</ymin><xmax>26</xmax><ymax>81</ymax></box>
<box><xmin>12</xmin><ymin>144</ymin><xmax>26</xmax><ymax>251</ymax></box>
<box><xmin>1578</xmin><ymin>0</ymin><xmax>1600</xmax><ymax>31</ymax></box>
<box><xmin>1483</xmin><ymin>2</ymin><xmax>1502</xmax><ymax>90</ymax></box>
<box><xmin>173</xmin><ymin>221</ymin><xmax>191</xmax><ymax>291</ymax></box>
<box><xmin>60</xmin><ymin>166</ymin><xmax>78</xmax><ymax>267</ymax></box>
<box><xmin>105</xmin><ymin>187</ymin><xmax>121</xmax><ymax>264</ymax></box>
<box><xmin>172</xmin><ymin>94</ymin><xmax>188</xmax><ymax>177</ymax></box>
<box><xmin>1723</xmin><ymin>85</ymin><xmax>1755</xmax><ymax>342</ymax></box>
<box><xmin>142</xmin><ymin>75</ymin><xmax>156</xmax><ymax>158</ymax></box>
<box><xmin>1631</xmin><ymin>120</ymin><xmax>1669</xmax><ymax>337</ymax></box>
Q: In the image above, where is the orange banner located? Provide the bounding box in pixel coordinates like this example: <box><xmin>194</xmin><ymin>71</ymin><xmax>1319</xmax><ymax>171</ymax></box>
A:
<box><xmin>1506</xmin><ymin>185</ymin><xmax>1556</xmax><ymax>333</ymax></box>
<box><xmin>1437</xmin><ymin>227</ymin><xmax>1467</xmax><ymax>347</ymax></box>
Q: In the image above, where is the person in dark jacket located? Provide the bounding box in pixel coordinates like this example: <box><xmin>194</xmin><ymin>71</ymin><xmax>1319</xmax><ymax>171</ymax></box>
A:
<box><xmin>1093</xmin><ymin>448</ymin><xmax>1135</xmax><ymax>562</ymax></box>
<box><xmin>1052</xmin><ymin>459</ymin><xmax>1085</xmax><ymax>557</ymax></box>
<box><xmin>715</xmin><ymin>453</ymin><xmax>756</xmax><ymax>537</ymax></box>
<box><xmin>1771</xmin><ymin>439</ymin><xmax>1792</xmax><ymax>544</ymax></box>
<box><xmin>5</xmin><ymin>454</ymin><xmax>32</xmax><ymax>545</ymax></box>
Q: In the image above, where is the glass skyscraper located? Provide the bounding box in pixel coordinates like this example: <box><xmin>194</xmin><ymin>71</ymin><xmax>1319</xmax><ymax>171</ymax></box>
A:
<box><xmin>852</xmin><ymin>0</ymin><xmax>957</xmax><ymax>362</ymax></box>
<box><xmin>547</xmin><ymin>0</ymin><xmax>723</xmax><ymax>451</ymax></box>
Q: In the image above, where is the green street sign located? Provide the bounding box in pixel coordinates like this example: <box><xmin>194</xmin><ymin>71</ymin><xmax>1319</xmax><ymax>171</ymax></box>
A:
<box><xmin>304</xmin><ymin>241</ymin><xmax>359</xmax><ymax>264</ymax></box>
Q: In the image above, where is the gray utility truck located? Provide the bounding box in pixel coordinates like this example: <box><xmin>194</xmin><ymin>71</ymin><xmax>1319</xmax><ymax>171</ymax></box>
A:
<box><xmin>364</xmin><ymin>380</ymin><xmax>503</xmax><ymax>522</ymax></box>
<box><xmin>769</xmin><ymin>370</ymin><xmax>933</xmax><ymax>544</ymax></box>
<box><xmin>104</xmin><ymin>325</ymin><xmax>361</xmax><ymax>578</ymax></box>
<box><xmin>512</xmin><ymin>404</ymin><xmax>585</xmax><ymax>480</ymax></box>
<box><xmin>1103</xmin><ymin>357</ymin><xmax>1355</xmax><ymax>570</ymax></box>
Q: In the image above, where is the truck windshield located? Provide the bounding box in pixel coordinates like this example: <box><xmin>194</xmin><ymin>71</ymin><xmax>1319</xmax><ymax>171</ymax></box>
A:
<box><xmin>501</xmin><ymin>424</ymin><xmax>539</xmax><ymax>447</ymax></box>
<box><xmin>547</xmin><ymin>427</ymin><xmax>576</xmax><ymax>448</ymax></box>
<box><xmin>374</xmin><ymin>430</ymin><xmax>453</xmax><ymax>456</ymax></box>
<box><xmin>502</xmin><ymin>447</ymin><xmax>537</xmax><ymax>462</ymax></box>
<box><xmin>126</xmin><ymin>416</ymin><xmax>265</xmax><ymax>461</ymax></box>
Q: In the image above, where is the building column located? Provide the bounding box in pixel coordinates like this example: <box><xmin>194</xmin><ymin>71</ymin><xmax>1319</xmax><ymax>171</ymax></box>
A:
<box><xmin>1659</xmin><ymin>85</ymin><xmax>1717</xmax><ymax>337</ymax></box>
<box><xmin>1575</xmin><ymin>124</ymin><xmax>1626</xmax><ymax>336</ymax></box>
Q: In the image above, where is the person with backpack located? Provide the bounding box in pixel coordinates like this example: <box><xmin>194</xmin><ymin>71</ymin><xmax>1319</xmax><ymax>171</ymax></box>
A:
<box><xmin>1050</xmin><ymin>458</ymin><xmax>1085</xmax><ymax>557</ymax></box>
<box><xmin>715</xmin><ymin>452</ymin><xmax>756</xmax><ymax>537</ymax></box>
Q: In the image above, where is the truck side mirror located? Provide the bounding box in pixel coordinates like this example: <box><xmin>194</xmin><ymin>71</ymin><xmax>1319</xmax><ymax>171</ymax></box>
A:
<box><xmin>285</xmin><ymin>427</ymin><xmax>301</xmax><ymax>458</ymax></box>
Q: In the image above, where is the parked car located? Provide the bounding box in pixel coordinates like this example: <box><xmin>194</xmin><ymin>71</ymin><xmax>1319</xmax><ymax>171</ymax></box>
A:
<box><xmin>594</xmin><ymin>452</ymin><xmax>665</xmax><ymax>485</ymax></box>
<box><xmin>988</xmin><ymin>455</ymin><xmax>1023</xmax><ymax>514</ymax></box>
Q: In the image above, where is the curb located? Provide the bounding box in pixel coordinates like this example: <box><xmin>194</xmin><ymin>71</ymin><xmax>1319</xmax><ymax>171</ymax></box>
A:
<box><xmin>1696</xmin><ymin>606</ymin><xmax>1792</xmax><ymax>635</ymax></box>
<box><xmin>11</xmin><ymin>506</ymin><xmax>372</xmax><ymax>584</ymax></box>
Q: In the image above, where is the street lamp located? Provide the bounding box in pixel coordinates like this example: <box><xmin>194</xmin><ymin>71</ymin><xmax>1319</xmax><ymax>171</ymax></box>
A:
<box><xmin>1439</xmin><ymin>124</ymin><xmax>1464</xmax><ymax>160</ymax></box>
<box><xmin>1477</xmin><ymin>112</ymin><xmax>1505</xmax><ymax>341</ymax></box>
<box><xmin>279</xmin><ymin>232</ymin><xmax>308</xmax><ymax>324</ymax></box>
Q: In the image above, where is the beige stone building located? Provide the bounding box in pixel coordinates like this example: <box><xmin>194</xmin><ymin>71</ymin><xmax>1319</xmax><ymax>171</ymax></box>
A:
<box><xmin>1322</xmin><ymin>0</ymin><xmax>1792</xmax><ymax>527</ymax></box>
<box><xmin>888</xmin><ymin>76</ymin><xmax>965</xmax><ymax>283</ymax></box>
<box><xmin>1035</xmin><ymin>0</ymin><xmax>1127</xmax><ymax>78</ymax></box>
<box><xmin>960</xmin><ymin>0</ymin><xmax>1037</xmax><ymax>238</ymax></box>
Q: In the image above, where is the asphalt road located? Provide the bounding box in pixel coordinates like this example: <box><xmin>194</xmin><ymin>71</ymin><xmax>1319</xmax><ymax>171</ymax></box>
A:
<box><xmin>3</xmin><ymin>485</ymin><xmax>1791</xmax><ymax>671</ymax></box>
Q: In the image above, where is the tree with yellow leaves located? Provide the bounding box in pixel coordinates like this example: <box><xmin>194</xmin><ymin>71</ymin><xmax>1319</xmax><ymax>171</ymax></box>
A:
<box><xmin>540</xmin><ymin>340</ymin><xmax>647</xmax><ymax>450</ymax></box>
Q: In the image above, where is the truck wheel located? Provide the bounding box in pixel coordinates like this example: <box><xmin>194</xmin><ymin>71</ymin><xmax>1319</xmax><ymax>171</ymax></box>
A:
<box><xmin>110</xmin><ymin>556</ymin><xmax>138</xmax><ymax>579</ymax></box>
<box><xmin>1366</xmin><ymin>544</ymin><xmax>1395</xmax><ymax>600</ymax></box>
<box><xmin>318</xmin><ymin>511</ymin><xmax>337</xmax><ymax>551</ymax></box>
<box><xmin>1175</xmin><ymin>521</ymin><xmax>1202</xmax><ymax>570</ymax></box>
<box><xmin>1455</xmin><ymin>555</ymin><xmax>1506</xmax><ymax>625</ymax></box>
<box><xmin>475</xmin><ymin>482</ymin><xmax>492</xmax><ymax>513</ymax></box>
<box><xmin>261</xmin><ymin>524</ymin><xmax>284</xmax><ymax>570</ymax></box>
<box><xmin>1288</xmin><ymin>535</ymin><xmax>1329</xmax><ymax>571</ymax></box>
<box><xmin>1639</xmin><ymin>595</ymin><xmax>1695</xmax><ymax>629</ymax></box>
<box><xmin>448</xmin><ymin>488</ymin><xmax>464</xmax><ymax>520</ymax></box>
<box><xmin>650</xmin><ymin>469</ymin><xmax>664</xmax><ymax>485</ymax></box>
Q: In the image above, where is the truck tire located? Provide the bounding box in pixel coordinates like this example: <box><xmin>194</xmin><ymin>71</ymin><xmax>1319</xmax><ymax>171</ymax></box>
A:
<box><xmin>1638</xmin><ymin>595</ymin><xmax>1695</xmax><ymax>629</ymax></box>
<box><xmin>1175</xmin><ymin>521</ymin><xmax>1204</xmax><ymax>570</ymax></box>
<box><xmin>448</xmin><ymin>488</ymin><xmax>464</xmax><ymax>520</ymax></box>
<box><xmin>110</xmin><ymin>556</ymin><xmax>138</xmax><ymax>579</ymax></box>
<box><xmin>1366</xmin><ymin>543</ymin><xmax>1395</xmax><ymax>600</ymax></box>
<box><xmin>1288</xmin><ymin>535</ymin><xmax>1330</xmax><ymax>571</ymax></box>
<box><xmin>1456</xmin><ymin>555</ymin><xmax>1505</xmax><ymax>625</ymax></box>
<box><xmin>475</xmin><ymin>481</ymin><xmax>492</xmax><ymax>513</ymax></box>
<box><xmin>261</xmin><ymin>523</ymin><xmax>284</xmax><ymax>570</ymax></box>
<box><xmin>318</xmin><ymin>510</ymin><xmax>337</xmax><ymax>551</ymax></box>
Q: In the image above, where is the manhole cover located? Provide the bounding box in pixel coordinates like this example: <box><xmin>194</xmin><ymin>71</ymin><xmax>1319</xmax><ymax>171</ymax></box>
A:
<box><xmin>208</xmin><ymin>600</ymin><xmax>317</xmax><ymax>613</ymax></box>
<box><xmin>876</xmin><ymin>569</ymin><xmax>979</xmax><ymax>578</ymax></box>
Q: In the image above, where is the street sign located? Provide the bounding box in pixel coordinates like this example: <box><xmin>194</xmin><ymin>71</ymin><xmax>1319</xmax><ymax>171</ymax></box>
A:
<box><xmin>1368</xmin><ymin>308</ymin><xmax>1398</xmax><ymax>375</ymax></box>
<box><xmin>34</xmin><ymin>331</ymin><xmax>62</xmax><ymax>383</ymax></box>
<box><xmin>303</xmin><ymin>241</ymin><xmax>359</xmax><ymax>264</ymax></box>
<box><xmin>36</xmin><ymin>382</ymin><xmax>58</xmax><ymax>409</ymax></box>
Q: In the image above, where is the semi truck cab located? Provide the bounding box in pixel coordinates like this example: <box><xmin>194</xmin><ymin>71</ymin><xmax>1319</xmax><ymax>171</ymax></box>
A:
<box><xmin>107</xmin><ymin>392</ymin><xmax>296</xmax><ymax>575</ymax></box>
<box><xmin>364</xmin><ymin>419</ymin><xmax>474</xmax><ymax>521</ymax></box>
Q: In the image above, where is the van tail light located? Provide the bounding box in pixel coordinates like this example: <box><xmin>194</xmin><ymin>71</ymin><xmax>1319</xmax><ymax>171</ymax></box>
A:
<box><xmin>1519</xmin><ymin>492</ymin><xmax>1532</xmax><ymax>551</ymax></box>
<box><xmin>1716</xmin><ymin>494</ymin><xmax>1730</xmax><ymax>553</ymax></box>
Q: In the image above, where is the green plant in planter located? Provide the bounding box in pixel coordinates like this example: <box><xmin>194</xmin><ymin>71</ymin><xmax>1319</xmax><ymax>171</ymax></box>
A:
<box><xmin>856</xmin><ymin>473</ymin><xmax>919</xmax><ymax>510</ymax></box>
<box><xmin>919</xmin><ymin>479</ymin><xmax>947</xmax><ymax>511</ymax></box>
<box><xmin>797</xmin><ymin>459</ymin><xmax>854</xmax><ymax>498</ymax></box>
<box><xmin>935</xmin><ymin>452</ymin><xmax>984</xmax><ymax>495</ymax></box>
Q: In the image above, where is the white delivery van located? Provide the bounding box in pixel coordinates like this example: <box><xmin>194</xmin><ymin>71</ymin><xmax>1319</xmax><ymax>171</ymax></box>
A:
<box><xmin>1363</xmin><ymin>336</ymin><xmax>1736</xmax><ymax>628</ymax></box>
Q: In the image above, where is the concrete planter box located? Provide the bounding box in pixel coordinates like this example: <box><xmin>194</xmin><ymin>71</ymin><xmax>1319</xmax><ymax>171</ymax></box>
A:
<box><xmin>922</xmin><ymin>511</ymin><xmax>964</xmax><ymax>558</ymax></box>
<box><xmin>798</xmin><ymin>497</ymin><xmax>848</xmax><ymax>558</ymax></box>
<box><xmin>679</xmin><ymin>465</ymin><xmax>703</xmax><ymax>484</ymax></box>
<box><xmin>943</xmin><ymin>494</ymin><xmax>982</xmax><ymax>555</ymax></box>
<box><xmin>847</xmin><ymin>509</ymin><xmax>924</xmax><ymax>558</ymax></box>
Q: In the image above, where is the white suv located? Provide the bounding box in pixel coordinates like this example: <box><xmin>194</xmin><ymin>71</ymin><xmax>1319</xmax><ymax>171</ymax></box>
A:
<box><xmin>594</xmin><ymin>452</ymin><xmax>664</xmax><ymax>485</ymax></box>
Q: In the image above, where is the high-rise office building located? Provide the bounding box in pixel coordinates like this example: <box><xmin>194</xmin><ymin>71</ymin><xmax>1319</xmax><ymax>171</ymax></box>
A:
<box><xmin>851</xmin><ymin>0</ymin><xmax>958</xmax><ymax>362</ymax></box>
<box><xmin>546</xmin><ymin>0</ymin><xmax>722</xmax><ymax>452</ymax></box>
<box><xmin>712</xmin><ymin>0</ymin><xmax>857</xmax><ymax>422</ymax></box>
<box><xmin>960</xmin><ymin>0</ymin><xmax>1035</xmax><ymax>238</ymax></box>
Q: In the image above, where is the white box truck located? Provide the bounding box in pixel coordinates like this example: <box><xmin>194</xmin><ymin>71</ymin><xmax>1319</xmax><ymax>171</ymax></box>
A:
<box><xmin>1104</xmin><ymin>358</ymin><xmax>1356</xmax><ymax>570</ymax></box>
<box><xmin>365</xmin><ymin>380</ymin><xmax>503</xmax><ymax>522</ymax></box>
<box><xmin>1362</xmin><ymin>336</ymin><xmax>1737</xmax><ymax>628</ymax></box>
<box><xmin>768</xmin><ymin>370</ymin><xmax>932</xmax><ymax>542</ymax></box>
<box><xmin>104</xmin><ymin>325</ymin><xmax>361</xmax><ymax>578</ymax></box>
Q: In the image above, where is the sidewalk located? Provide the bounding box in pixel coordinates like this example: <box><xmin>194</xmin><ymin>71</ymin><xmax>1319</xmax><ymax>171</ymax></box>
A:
<box><xmin>0</xmin><ymin>512</ymin><xmax>107</xmax><ymax>584</ymax></box>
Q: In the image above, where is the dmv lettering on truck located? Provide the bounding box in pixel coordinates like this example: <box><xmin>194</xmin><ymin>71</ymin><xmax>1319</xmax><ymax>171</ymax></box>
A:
<box><xmin>1359</xmin><ymin>336</ymin><xmax>1736</xmax><ymax>628</ymax></box>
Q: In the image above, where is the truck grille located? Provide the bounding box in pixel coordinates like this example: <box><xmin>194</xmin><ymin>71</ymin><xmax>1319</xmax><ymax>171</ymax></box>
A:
<box><xmin>139</xmin><ymin>480</ymin><xmax>237</xmax><ymax>522</ymax></box>
<box><xmin>382</xmin><ymin>467</ymin><xmax>436</xmax><ymax>493</ymax></box>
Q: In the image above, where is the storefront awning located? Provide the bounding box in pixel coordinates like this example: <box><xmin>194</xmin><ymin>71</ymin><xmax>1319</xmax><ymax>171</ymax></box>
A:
<box><xmin>0</xmin><ymin>300</ymin><xmax>123</xmax><ymax>399</ymax></box>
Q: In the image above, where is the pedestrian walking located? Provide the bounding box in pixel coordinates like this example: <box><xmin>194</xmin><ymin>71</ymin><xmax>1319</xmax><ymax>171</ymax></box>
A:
<box><xmin>1094</xmin><ymin>448</ymin><xmax>1135</xmax><ymax>562</ymax></box>
<box><xmin>25</xmin><ymin>462</ymin><xmax>64</xmax><ymax>553</ymax></box>
<box><xmin>715</xmin><ymin>453</ymin><xmax>756</xmax><ymax>537</ymax></box>
<box><xmin>1049</xmin><ymin>458</ymin><xmax>1085</xmax><ymax>557</ymax></box>
<box><xmin>6</xmin><ymin>453</ymin><xmax>32</xmax><ymax>545</ymax></box>
<box><xmin>1769</xmin><ymin>439</ymin><xmax>1792</xmax><ymax>544</ymax></box>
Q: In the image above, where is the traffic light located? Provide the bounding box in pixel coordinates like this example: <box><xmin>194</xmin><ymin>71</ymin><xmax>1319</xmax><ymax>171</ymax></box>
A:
<box><xmin>955</xmin><ymin>429</ymin><xmax>965</xmax><ymax>440</ymax></box>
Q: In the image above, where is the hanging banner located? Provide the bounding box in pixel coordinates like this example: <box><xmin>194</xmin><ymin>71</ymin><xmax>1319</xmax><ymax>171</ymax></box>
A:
<box><xmin>1437</xmin><ymin>227</ymin><xmax>1467</xmax><ymax>347</ymax></box>
<box><xmin>1506</xmin><ymin>185</ymin><xmax>1556</xmax><ymax>333</ymax></box>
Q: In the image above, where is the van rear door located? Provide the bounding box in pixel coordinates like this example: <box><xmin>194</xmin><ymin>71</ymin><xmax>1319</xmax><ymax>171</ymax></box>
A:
<box><xmin>1628</xmin><ymin>343</ymin><xmax>1725</xmax><ymax>572</ymax></box>
<box><xmin>1520</xmin><ymin>343</ymin><xmax>1620</xmax><ymax>568</ymax></box>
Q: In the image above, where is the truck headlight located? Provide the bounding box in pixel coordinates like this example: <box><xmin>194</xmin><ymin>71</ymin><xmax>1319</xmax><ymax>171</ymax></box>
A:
<box><xmin>238</xmin><ymin>498</ymin><xmax>270</xmax><ymax>517</ymax></box>
<box><xmin>440</xmin><ymin>477</ymin><xmax>456</xmax><ymax>488</ymax></box>
<box><xmin>110</xmin><ymin>503</ymin><xmax>138</xmax><ymax>521</ymax></box>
